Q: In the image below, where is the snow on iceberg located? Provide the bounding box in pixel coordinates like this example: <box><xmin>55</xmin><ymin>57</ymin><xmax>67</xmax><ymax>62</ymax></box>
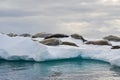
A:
<box><xmin>0</xmin><ymin>33</ymin><xmax>120</xmax><ymax>67</ymax></box>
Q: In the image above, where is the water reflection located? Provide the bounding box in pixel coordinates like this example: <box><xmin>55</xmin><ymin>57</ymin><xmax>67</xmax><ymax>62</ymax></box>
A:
<box><xmin>0</xmin><ymin>59</ymin><xmax>120</xmax><ymax>80</ymax></box>
<box><xmin>110</xmin><ymin>66</ymin><xmax>120</xmax><ymax>77</ymax></box>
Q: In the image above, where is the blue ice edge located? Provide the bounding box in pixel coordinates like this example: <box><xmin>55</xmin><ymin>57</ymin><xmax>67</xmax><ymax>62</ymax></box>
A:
<box><xmin>0</xmin><ymin>55</ymin><xmax>118</xmax><ymax>68</ymax></box>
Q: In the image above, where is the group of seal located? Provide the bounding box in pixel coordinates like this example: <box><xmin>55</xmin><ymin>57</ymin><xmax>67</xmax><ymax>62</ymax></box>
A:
<box><xmin>40</xmin><ymin>38</ymin><xmax>79</xmax><ymax>47</ymax></box>
<box><xmin>5</xmin><ymin>32</ymin><xmax>120</xmax><ymax>49</ymax></box>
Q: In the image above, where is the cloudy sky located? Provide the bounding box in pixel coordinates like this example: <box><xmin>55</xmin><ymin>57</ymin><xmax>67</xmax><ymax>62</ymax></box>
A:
<box><xmin>0</xmin><ymin>0</ymin><xmax>120</xmax><ymax>38</ymax></box>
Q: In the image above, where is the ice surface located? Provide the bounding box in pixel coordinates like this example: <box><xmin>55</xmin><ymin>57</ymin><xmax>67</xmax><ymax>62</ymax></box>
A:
<box><xmin>0</xmin><ymin>34</ymin><xmax>120</xmax><ymax>66</ymax></box>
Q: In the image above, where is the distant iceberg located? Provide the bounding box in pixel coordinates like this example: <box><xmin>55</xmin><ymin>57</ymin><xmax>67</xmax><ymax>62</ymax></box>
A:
<box><xmin>0</xmin><ymin>33</ymin><xmax>120</xmax><ymax>67</ymax></box>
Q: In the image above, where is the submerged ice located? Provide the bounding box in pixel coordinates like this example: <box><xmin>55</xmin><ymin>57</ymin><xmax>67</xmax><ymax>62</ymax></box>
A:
<box><xmin>0</xmin><ymin>33</ymin><xmax>120</xmax><ymax>66</ymax></box>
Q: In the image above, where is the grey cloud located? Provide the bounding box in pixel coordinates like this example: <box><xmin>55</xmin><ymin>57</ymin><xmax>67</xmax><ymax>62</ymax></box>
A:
<box><xmin>0</xmin><ymin>0</ymin><xmax>119</xmax><ymax>38</ymax></box>
<box><xmin>0</xmin><ymin>9</ymin><xmax>39</xmax><ymax>17</ymax></box>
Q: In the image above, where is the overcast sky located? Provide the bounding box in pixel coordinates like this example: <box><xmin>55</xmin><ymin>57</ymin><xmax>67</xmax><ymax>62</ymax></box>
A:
<box><xmin>0</xmin><ymin>0</ymin><xmax>120</xmax><ymax>38</ymax></box>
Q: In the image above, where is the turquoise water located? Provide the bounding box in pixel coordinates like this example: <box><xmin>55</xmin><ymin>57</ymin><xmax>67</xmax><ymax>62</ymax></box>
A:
<box><xmin>0</xmin><ymin>58</ymin><xmax>120</xmax><ymax>80</ymax></box>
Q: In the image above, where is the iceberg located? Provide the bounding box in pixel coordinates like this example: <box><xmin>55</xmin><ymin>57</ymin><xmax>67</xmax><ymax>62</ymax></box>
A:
<box><xmin>0</xmin><ymin>33</ymin><xmax>120</xmax><ymax>67</ymax></box>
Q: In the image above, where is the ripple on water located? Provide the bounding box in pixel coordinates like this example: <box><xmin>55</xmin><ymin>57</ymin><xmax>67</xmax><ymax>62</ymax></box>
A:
<box><xmin>0</xmin><ymin>59</ymin><xmax>120</xmax><ymax>80</ymax></box>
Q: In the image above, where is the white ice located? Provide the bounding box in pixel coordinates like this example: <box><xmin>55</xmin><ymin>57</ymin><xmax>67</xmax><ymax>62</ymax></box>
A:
<box><xmin>0</xmin><ymin>34</ymin><xmax>120</xmax><ymax>67</ymax></box>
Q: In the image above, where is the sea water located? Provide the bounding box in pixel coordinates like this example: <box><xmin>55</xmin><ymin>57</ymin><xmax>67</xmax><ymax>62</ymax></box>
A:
<box><xmin>0</xmin><ymin>58</ymin><xmax>120</xmax><ymax>80</ymax></box>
